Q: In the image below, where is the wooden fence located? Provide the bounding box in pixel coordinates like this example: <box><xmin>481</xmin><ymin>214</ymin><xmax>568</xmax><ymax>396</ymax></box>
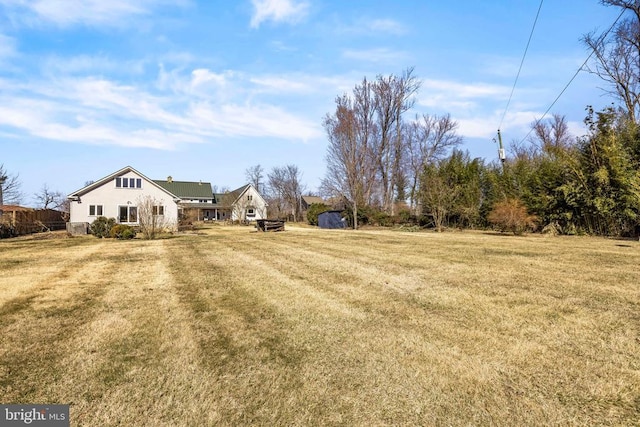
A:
<box><xmin>0</xmin><ymin>207</ymin><xmax>67</xmax><ymax>238</ymax></box>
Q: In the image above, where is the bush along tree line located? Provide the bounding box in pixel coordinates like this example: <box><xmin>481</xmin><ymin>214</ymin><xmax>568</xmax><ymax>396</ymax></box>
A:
<box><xmin>320</xmin><ymin>1</ymin><xmax>640</xmax><ymax>237</ymax></box>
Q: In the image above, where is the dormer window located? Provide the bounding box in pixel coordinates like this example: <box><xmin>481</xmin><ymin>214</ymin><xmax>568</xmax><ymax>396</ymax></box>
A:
<box><xmin>116</xmin><ymin>177</ymin><xmax>142</xmax><ymax>188</ymax></box>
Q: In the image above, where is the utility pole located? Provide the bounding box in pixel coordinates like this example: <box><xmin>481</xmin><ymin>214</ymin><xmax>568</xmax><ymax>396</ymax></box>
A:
<box><xmin>497</xmin><ymin>130</ymin><xmax>506</xmax><ymax>164</ymax></box>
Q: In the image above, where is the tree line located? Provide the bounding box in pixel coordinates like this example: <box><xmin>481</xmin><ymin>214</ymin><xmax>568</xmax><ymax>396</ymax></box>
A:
<box><xmin>319</xmin><ymin>0</ymin><xmax>640</xmax><ymax>237</ymax></box>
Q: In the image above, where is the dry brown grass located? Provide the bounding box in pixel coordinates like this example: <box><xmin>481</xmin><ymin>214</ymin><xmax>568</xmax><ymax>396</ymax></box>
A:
<box><xmin>1</xmin><ymin>227</ymin><xmax>639</xmax><ymax>426</ymax></box>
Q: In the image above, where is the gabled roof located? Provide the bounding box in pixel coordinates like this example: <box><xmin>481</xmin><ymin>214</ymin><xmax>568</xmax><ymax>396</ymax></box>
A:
<box><xmin>153</xmin><ymin>180</ymin><xmax>213</xmax><ymax>199</ymax></box>
<box><xmin>226</xmin><ymin>184</ymin><xmax>251</xmax><ymax>205</ymax></box>
<box><xmin>67</xmin><ymin>166</ymin><xmax>179</xmax><ymax>199</ymax></box>
<box><xmin>213</xmin><ymin>184</ymin><xmax>267</xmax><ymax>208</ymax></box>
<box><xmin>302</xmin><ymin>195</ymin><xmax>325</xmax><ymax>206</ymax></box>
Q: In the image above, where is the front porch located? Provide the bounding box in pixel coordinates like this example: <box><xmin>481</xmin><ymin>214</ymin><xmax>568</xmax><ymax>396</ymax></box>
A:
<box><xmin>179</xmin><ymin>204</ymin><xmax>231</xmax><ymax>222</ymax></box>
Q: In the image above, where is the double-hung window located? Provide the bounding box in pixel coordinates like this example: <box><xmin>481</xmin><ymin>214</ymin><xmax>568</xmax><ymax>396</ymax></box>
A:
<box><xmin>89</xmin><ymin>205</ymin><xmax>103</xmax><ymax>216</ymax></box>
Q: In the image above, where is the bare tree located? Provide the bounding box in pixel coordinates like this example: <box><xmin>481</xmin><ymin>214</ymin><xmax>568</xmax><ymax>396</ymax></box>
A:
<box><xmin>372</xmin><ymin>67</ymin><xmax>421</xmax><ymax>214</ymax></box>
<box><xmin>245</xmin><ymin>164</ymin><xmax>264</xmax><ymax>193</ymax></box>
<box><xmin>322</xmin><ymin>85</ymin><xmax>378</xmax><ymax>229</ymax></box>
<box><xmin>321</xmin><ymin>69</ymin><xmax>421</xmax><ymax>222</ymax></box>
<box><xmin>583</xmin><ymin>1</ymin><xmax>640</xmax><ymax>123</ymax></box>
<box><xmin>267</xmin><ymin>165</ymin><xmax>306</xmax><ymax>222</ymax></box>
<box><xmin>33</xmin><ymin>184</ymin><xmax>65</xmax><ymax>210</ymax></box>
<box><xmin>137</xmin><ymin>195</ymin><xmax>172</xmax><ymax>239</ymax></box>
<box><xmin>405</xmin><ymin>113</ymin><xmax>463</xmax><ymax>213</ymax></box>
<box><xmin>529</xmin><ymin>114</ymin><xmax>574</xmax><ymax>151</ymax></box>
<box><xmin>0</xmin><ymin>164</ymin><xmax>23</xmax><ymax>206</ymax></box>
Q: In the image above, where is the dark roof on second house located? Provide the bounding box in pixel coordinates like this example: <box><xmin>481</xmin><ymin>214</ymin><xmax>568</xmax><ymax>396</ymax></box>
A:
<box><xmin>153</xmin><ymin>180</ymin><xmax>214</xmax><ymax>199</ymax></box>
<box><xmin>302</xmin><ymin>195</ymin><xmax>325</xmax><ymax>206</ymax></box>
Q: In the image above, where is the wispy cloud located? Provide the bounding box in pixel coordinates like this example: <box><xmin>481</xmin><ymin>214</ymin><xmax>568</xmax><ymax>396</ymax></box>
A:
<box><xmin>366</xmin><ymin>19</ymin><xmax>407</xmax><ymax>35</ymax></box>
<box><xmin>0</xmin><ymin>0</ymin><xmax>185</xmax><ymax>27</ymax></box>
<box><xmin>42</xmin><ymin>54</ymin><xmax>147</xmax><ymax>75</ymax></box>
<box><xmin>0</xmin><ymin>65</ymin><xmax>323</xmax><ymax>150</ymax></box>
<box><xmin>0</xmin><ymin>33</ymin><xmax>16</xmax><ymax>58</ymax></box>
<box><xmin>342</xmin><ymin>47</ymin><xmax>409</xmax><ymax>63</ymax></box>
<box><xmin>412</xmin><ymin>78</ymin><xmax>551</xmax><ymax>141</ymax></box>
<box><xmin>250</xmin><ymin>0</ymin><xmax>309</xmax><ymax>28</ymax></box>
<box><xmin>332</xmin><ymin>17</ymin><xmax>408</xmax><ymax>37</ymax></box>
<box><xmin>250</xmin><ymin>76</ymin><xmax>314</xmax><ymax>93</ymax></box>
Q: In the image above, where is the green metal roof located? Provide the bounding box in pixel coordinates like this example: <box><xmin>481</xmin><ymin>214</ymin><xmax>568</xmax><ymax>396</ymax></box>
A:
<box><xmin>153</xmin><ymin>180</ymin><xmax>213</xmax><ymax>199</ymax></box>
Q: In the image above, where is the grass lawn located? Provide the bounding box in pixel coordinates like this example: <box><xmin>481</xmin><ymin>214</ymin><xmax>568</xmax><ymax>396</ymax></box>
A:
<box><xmin>1</xmin><ymin>225</ymin><xmax>639</xmax><ymax>426</ymax></box>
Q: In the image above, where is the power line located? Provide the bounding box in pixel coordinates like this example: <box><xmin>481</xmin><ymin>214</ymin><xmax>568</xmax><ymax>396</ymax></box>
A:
<box><xmin>498</xmin><ymin>0</ymin><xmax>544</xmax><ymax>131</ymax></box>
<box><xmin>516</xmin><ymin>7</ymin><xmax>626</xmax><ymax>145</ymax></box>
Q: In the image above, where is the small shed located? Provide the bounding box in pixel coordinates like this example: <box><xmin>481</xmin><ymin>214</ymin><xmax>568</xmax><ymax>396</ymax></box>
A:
<box><xmin>318</xmin><ymin>210</ymin><xmax>346</xmax><ymax>229</ymax></box>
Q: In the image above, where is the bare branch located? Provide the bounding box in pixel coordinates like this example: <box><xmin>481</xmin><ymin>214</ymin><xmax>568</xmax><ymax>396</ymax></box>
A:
<box><xmin>0</xmin><ymin>164</ymin><xmax>24</xmax><ymax>206</ymax></box>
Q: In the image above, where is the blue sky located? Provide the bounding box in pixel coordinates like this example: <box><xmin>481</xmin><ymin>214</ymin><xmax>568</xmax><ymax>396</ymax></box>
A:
<box><xmin>0</xmin><ymin>0</ymin><xmax>623</xmax><ymax>205</ymax></box>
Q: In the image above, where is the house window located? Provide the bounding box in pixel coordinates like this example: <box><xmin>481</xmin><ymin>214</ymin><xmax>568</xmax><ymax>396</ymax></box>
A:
<box><xmin>247</xmin><ymin>195</ymin><xmax>253</xmax><ymax>201</ymax></box>
<box><xmin>89</xmin><ymin>205</ymin><xmax>103</xmax><ymax>216</ymax></box>
<box><xmin>115</xmin><ymin>177</ymin><xmax>142</xmax><ymax>188</ymax></box>
<box><xmin>118</xmin><ymin>205</ymin><xmax>138</xmax><ymax>223</ymax></box>
<box><xmin>247</xmin><ymin>208</ymin><xmax>255</xmax><ymax>217</ymax></box>
<box><xmin>152</xmin><ymin>205</ymin><xmax>164</xmax><ymax>216</ymax></box>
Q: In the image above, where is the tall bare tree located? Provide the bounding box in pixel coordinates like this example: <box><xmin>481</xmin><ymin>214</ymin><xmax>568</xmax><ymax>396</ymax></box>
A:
<box><xmin>583</xmin><ymin>0</ymin><xmax>640</xmax><ymax>123</ymax></box>
<box><xmin>405</xmin><ymin>113</ymin><xmax>463</xmax><ymax>213</ymax></box>
<box><xmin>245</xmin><ymin>164</ymin><xmax>264</xmax><ymax>193</ymax></box>
<box><xmin>372</xmin><ymin>68</ymin><xmax>421</xmax><ymax>214</ymax></box>
<box><xmin>267</xmin><ymin>164</ymin><xmax>306</xmax><ymax>221</ymax></box>
<box><xmin>322</xmin><ymin>81</ymin><xmax>379</xmax><ymax>229</ymax></box>
<box><xmin>0</xmin><ymin>164</ymin><xmax>23</xmax><ymax>206</ymax></box>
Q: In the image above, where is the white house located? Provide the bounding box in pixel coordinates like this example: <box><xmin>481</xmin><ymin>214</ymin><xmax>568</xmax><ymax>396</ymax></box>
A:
<box><xmin>66</xmin><ymin>166</ymin><xmax>269</xmax><ymax>233</ymax></box>
<box><xmin>67</xmin><ymin>166</ymin><xmax>181</xmax><ymax>232</ymax></box>
<box><xmin>220</xmin><ymin>184</ymin><xmax>268</xmax><ymax>222</ymax></box>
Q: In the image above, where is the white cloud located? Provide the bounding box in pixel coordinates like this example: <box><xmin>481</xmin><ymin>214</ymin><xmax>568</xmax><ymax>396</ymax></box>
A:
<box><xmin>456</xmin><ymin>111</ymin><xmax>536</xmax><ymax>140</ymax></box>
<box><xmin>0</xmin><ymin>66</ymin><xmax>323</xmax><ymax>150</ymax></box>
<box><xmin>191</xmin><ymin>69</ymin><xmax>231</xmax><ymax>88</ymax></box>
<box><xmin>250</xmin><ymin>0</ymin><xmax>309</xmax><ymax>28</ymax></box>
<box><xmin>0</xmin><ymin>0</ymin><xmax>186</xmax><ymax>27</ymax></box>
<box><xmin>42</xmin><ymin>54</ymin><xmax>146</xmax><ymax>75</ymax></box>
<box><xmin>420</xmin><ymin>79</ymin><xmax>510</xmax><ymax>101</ymax></box>
<box><xmin>189</xmin><ymin>102</ymin><xmax>320</xmax><ymax>141</ymax></box>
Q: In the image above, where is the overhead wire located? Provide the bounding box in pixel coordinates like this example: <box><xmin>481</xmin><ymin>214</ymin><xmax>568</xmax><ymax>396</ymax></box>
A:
<box><xmin>516</xmin><ymin>7</ymin><xmax>626</xmax><ymax>145</ymax></box>
<box><xmin>498</xmin><ymin>0</ymin><xmax>544</xmax><ymax>131</ymax></box>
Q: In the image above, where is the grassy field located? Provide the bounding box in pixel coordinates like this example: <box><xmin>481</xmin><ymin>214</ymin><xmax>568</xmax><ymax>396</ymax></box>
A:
<box><xmin>1</xmin><ymin>225</ymin><xmax>639</xmax><ymax>426</ymax></box>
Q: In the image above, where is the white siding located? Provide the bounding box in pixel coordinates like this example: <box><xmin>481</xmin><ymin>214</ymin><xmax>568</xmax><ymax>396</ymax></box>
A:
<box><xmin>69</xmin><ymin>171</ymin><xmax>179</xmax><ymax>228</ymax></box>
<box><xmin>231</xmin><ymin>185</ymin><xmax>268</xmax><ymax>221</ymax></box>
